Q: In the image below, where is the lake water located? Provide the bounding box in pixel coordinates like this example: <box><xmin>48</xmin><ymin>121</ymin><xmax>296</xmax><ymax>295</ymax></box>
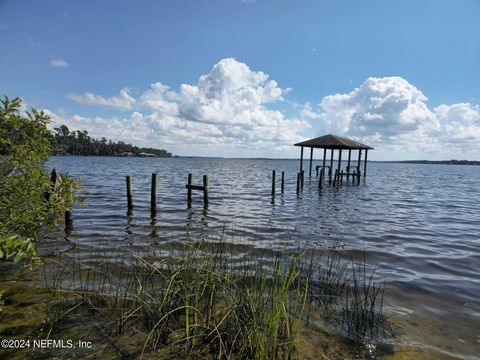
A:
<box><xmin>48</xmin><ymin>156</ymin><xmax>480</xmax><ymax>359</ymax></box>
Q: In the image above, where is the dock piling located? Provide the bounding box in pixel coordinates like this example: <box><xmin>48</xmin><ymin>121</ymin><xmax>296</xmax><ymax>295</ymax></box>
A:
<box><xmin>151</xmin><ymin>173</ymin><xmax>157</xmax><ymax>217</ymax></box>
<box><xmin>126</xmin><ymin>176</ymin><xmax>133</xmax><ymax>213</ymax></box>
<box><xmin>203</xmin><ymin>175</ymin><xmax>209</xmax><ymax>208</ymax></box>
<box><xmin>187</xmin><ymin>173</ymin><xmax>192</xmax><ymax>207</ymax></box>
<box><xmin>271</xmin><ymin>170</ymin><xmax>276</xmax><ymax>196</ymax></box>
<box><xmin>281</xmin><ymin>171</ymin><xmax>285</xmax><ymax>193</ymax></box>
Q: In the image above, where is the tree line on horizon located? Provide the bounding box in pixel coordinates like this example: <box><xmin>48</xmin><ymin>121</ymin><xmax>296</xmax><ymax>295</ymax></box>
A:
<box><xmin>52</xmin><ymin>125</ymin><xmax>172</xmax><ymax>157</ymax></box>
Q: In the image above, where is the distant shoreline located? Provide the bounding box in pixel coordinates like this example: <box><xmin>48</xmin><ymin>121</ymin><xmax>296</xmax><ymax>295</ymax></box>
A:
<box><xmin>52</xmin><ymin>155</ymin><xmax>479</xmax><ymax>165</ymax></box>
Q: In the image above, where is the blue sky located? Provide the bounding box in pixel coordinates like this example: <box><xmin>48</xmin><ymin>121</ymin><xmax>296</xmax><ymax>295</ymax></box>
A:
<box><xmin>1</xmin><ymin>0</ymin><xmax>480</xmax><ymax>159</ymax></box>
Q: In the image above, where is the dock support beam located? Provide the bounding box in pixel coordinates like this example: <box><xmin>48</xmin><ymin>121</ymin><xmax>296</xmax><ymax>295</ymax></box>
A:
<box><xmin>329</xmin><ymin>149</ymin><xmax>334</xmax><ymax>184</ymax></box>
<box><xmin>347</xmin><ymin>149</ymin><xmax>351</xmax><ymax>180</ymax></box>
<box><xmin>337</xmin><ymin>149</ymin><xmax>342</xmax><ymax>180</ymax></box>
<box><xmin>357</xmin><ymin>149</ymin><xmax>362</xmax><ymax>180</ymax></box>
<box><xmin>364</xmin><ymin>149</ymin><xmax>368</xmax><ymax>177</ymax></box>
<box><xmin>309</xmin><ymin>147</ymin><xmax>313</xmax><ymax>177</ymax></box>
<box><xmin>300</xmin><ymin>146</ymin><xmax>304</xmax><ymax>172</ymax></box>
<box><xmin>322</xmin><ymin>148</ymin><xmax>326</xmax><ymax>175</ymax></box>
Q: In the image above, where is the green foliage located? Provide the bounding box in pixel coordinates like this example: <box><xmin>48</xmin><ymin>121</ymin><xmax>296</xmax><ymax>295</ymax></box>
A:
<box><xmin>0</xmin><ymin>96</ymin><xmax>79</xmax><ymax>262</ymax></box>
<box><xmin>52</xmin><ymin>124</ymin><xmax>172</xmax><ymax>156</ymax></box>
<box><xmin>0</xmin><ymin>233</ymin><xmax>37</xmax><ymax>263</ymax></box>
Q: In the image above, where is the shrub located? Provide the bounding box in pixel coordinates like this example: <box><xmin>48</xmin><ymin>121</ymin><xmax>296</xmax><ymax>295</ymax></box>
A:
<box><xmin>0</xmin><ymin>96</ymin><xmax>79</xmax><ymax>261</ymax></box>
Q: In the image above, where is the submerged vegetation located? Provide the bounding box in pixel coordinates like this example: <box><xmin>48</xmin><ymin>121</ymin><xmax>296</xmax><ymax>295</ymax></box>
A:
<box><xmin>0</xmin><ymin>96</ymin><xmax>78</xmax><ymax>262</ymax></box>
<box><xmin>41</xmin><ymin>234</ymin><xmax>390</xmax><ymax>359</ymax></box>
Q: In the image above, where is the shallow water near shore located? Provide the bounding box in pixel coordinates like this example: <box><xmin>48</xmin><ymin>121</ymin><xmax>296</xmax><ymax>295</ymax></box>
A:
<box><xmin>4</xmin><ymin>156</ymin><xmax>480</xmax><ymax>358</ymax></box>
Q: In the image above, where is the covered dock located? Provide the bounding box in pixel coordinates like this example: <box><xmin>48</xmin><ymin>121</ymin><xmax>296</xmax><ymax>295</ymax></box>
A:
<box><xmin>294</xmin><ymin>134</ymin><xmax>373</xmax><ymax>184</ymax></box>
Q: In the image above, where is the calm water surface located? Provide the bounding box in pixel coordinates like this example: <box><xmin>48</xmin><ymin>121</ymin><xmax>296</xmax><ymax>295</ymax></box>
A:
<box><xmin>48</xmin><ymin>156</ymin><xmax>480</xmax><ymax>359</ymax></box>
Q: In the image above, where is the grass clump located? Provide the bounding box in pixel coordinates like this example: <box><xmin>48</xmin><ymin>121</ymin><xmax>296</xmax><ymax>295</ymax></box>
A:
<box><xmin>42</xmin><ymin>235</ymin><xmax>390</xmax><ymax>359</ymax></box>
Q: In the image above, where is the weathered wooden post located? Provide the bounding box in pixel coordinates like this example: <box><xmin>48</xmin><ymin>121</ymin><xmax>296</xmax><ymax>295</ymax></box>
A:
<box><xmin>65</xmin><ymin>211</ymin><xmax>73</xmax><ymax>229</ymax></box>
<box><xmin>323</xmin><ymin>148</ymin><xmax>327</xmax><ymax>174</ymax></box>
<box><xmin>281</xmin><ymin>171</ymin><xmax>285</xmax><ymax>193</ymax></box>
<box><xmin>271</xmin><ymin>170</ymin><xmax>276</xmax><ymax>196</ymax></box>
<box><xmin>330</xmin><ymin>149</ymin><xmax>334</xmax><ymax>173</ymax></box>
<box><xmin>151</xmin><ymin>173</ymin><xmax>157</xmax><ymax>217</ymax></box>
<box><xmin>50</xmin><ymin>168</ymin><xmax>57</xmax><ymax>184</ymax></box>
<box><xmin>337</xmin><ymin>149</ymin><xmax>342</xmax><ymax>179</ymax></box>
<box><xmin>126</xmin><ymin>176</ymin><xmax>133</xmax><ymax>213</ymax></box>
<box><xmin>296</xmin><ymin>172</ymin><xmax>300</xmax><ymax>194</ymax></box>
<box><xmin>347</xmin><ymin>149</ymin><xmax>352</xmax><ymax>180</ymax></box>
<box><xmin>309</xmin><ymin>147</ymin><xmax>313</xmax><ymax>177</ymax></box>
<box><xmin>203</xmin><ymin>175</ymin><xmax>209</xmax><ymax>207</ymax></box>
<box><xmin>364</xmin><ymin>149</ymin><xmax>368</xmax><ymax>177</ymax></box>
<box><xmin>300</xmin><ymin>146</ymin><xmax>304</xmax><ymax>172</ymax></box>
<box><xmin>318</xmin><ymin>168</ymin><xmax>323</xmax><ymax>189</ymax></box>
<box><xmin>352</xmin><ymin>170</ymin><xmax>356</xmax><ymax>183</ymax></box>
<box><xmin>333</xmin><ymin>169</ymin><xmax>338</xmax><ymax>187</ymax></box>
<box><xmin>187</xmin><ymin>173</ymin><xmax>192</xmax><ymax>206</ymax></box>
<box><xmin>301</xmin><ymin>170</ymin><xmax>304</xmax><ymax>188</ymax></box>
<box><xmin>357</xmin><ymin>149</ymin><xmax>362</xmax><ymax>177</ymax></box>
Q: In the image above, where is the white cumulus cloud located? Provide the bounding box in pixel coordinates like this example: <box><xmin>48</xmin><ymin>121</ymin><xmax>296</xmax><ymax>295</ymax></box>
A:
<box><xmin>53</xmin><ymin>58</ymin><xmax>309</xmax><ymax>156</ymax></box>
<box><xmin>318</xmin><ymin>77</ymin><xmax>438</xmax><ymax>141</ymax></box>
<box><xmin>434</xmin><ymin>102</ymin><xmax>480</xmax><ymax>152</ymax></box>
<box><xmin>50</xmin><ymin>58</ymin><xmax>68</xmax><ymax>68</ymax></box>
<box><xmin>302</xmin><ymin>76</ymin><xmax>480</xmax><ymax>157</ymax></box>
<box><xmin>68</xmin><ymin>88</ymin><xmax>136</xmax><ymax>110</ymax></box>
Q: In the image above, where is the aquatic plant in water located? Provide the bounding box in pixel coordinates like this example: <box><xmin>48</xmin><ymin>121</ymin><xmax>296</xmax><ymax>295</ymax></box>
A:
<box><xmin>41</xmin><ymin>234</ymin><xmax>389</xmax><ymax>359</ymax></box>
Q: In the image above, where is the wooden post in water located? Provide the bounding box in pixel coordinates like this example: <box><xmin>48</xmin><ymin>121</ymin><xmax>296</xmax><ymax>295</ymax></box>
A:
<box><xmin>333</xmin><ymin>169</ymin><xmax>338</xmax><ymax>187</ymax></box>
<box><xmin>347</xmin><ymin>149</ymin><xmax>352</xmax><ymax>180</ymax></box>
<box><xmin>65</xmin><ymin>211</ymin><xmax>73</xmax><ymax>230</ymax></box>
<box><xmin>50</xmin><ymin>168</ymin><xmax>57</xmax><ymax>184</ymax></box>
<box><xmin>323</xmin><ymin>148</ymin><xmax>327</xmax><ymax>174</ymax></box>
<box><xmin>281</xmin><ymin>171</ymin><xmax>285</xmax><ymax>193</ymax></box>
<box><xmin>364</xmin><ymin>149</ymin><xmax>368</xmax><ymax>177</ymax></box>
<box><xmin>296</xmin><ymin>172</ymin><xmax>300</xmax><ymax>194</ymax></box>
<box><xmin>329</xmin><ymin>149</ymin><xmax>334</xmax><ymax>184</ymax></box>
<box><xmin>300</xmin><ymin>146</ymin><xmax>304</xmax><ymax>172</ymax></box>
<box><xmin>337</xmin><ymin>149</ymin><xmax>342</xmax><ymax>179</ymax></box>
<box><xmin>203</xmin><ymin>175</ymin><xmax>209</xmax><ymax>208</ymax></box>
<box><xmin>187</xmin><ymin>173</ymin><xmax>192</xmax><ymax>206</ymax></box>
<box><xmin>126</xmin><ymin>176</ymin><xmax>133</xmax><ymax>213</ymax></box>
<box><xmin>352</xmin><ymin>170</ymin><xmax>356</xmax><ymax>183</ymax></box>
<box><xmin>357</xmin><ymin>149</ymin><xmax>362</xmax><ymax>176</ymax></box>
<box><xmin>271</xmin><ymin>170</ymin><xmax>276</xmax><ymax>196</ymax></box>
<box><xmin>301</xmin><ymin>170</ymin><xmax>304</xmax><ymax>188</ymax></box>
<box><xmin>309</xmin><ymin>147</ymin><xmax>313</xmax><ymax>177</ymax></box>
<box><xmin>318</xmin><ymin>168</ymin><xmax>323</xmax><ymax>189</ymax></box>
<box><xmin>150</xmin><ymin>173</ymin><xmax>157</xmax><ymax>217</ymax></box>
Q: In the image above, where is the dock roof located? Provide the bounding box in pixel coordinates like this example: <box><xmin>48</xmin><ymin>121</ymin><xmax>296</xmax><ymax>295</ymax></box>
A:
<box><xmin>294</xmin><ymin>134</ymin><xmax>373</xmax><ymax>150</ymax></box>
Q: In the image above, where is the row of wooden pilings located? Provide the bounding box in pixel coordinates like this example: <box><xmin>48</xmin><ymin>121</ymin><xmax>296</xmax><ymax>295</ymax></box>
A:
<box><xmin>126</xmin><ymin>173</ymin><xmax>209</xmax><ymax>217</ymax></box>
<box><xmin>270</xmin><ymin>166</ymin><xmax>362</xmax><ymax>196</ymax></box>
<box><xmin>58</xmin><ymin>164</ymin><xmax>362</xmax><ymax>230</ymax></box>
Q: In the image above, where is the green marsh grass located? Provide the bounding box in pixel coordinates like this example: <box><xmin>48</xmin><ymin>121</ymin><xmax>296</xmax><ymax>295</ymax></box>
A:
<box><xmin>41</xmin><ymin>233</ymin><xmax>390</xmax><ymax>359</ymax></box>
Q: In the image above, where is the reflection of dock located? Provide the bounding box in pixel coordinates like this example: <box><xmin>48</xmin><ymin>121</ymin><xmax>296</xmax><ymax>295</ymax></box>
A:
<box><xmin>293</xmin><ymin>134</ymin><xmax>374</xmax><ymax>189</ymax></box>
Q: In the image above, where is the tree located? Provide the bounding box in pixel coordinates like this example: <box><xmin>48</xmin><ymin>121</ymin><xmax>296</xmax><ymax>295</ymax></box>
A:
<box><xmin>0</xmin><ymin>96</ymin><xmax>79</xmax><ymax>262</ymax></box>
